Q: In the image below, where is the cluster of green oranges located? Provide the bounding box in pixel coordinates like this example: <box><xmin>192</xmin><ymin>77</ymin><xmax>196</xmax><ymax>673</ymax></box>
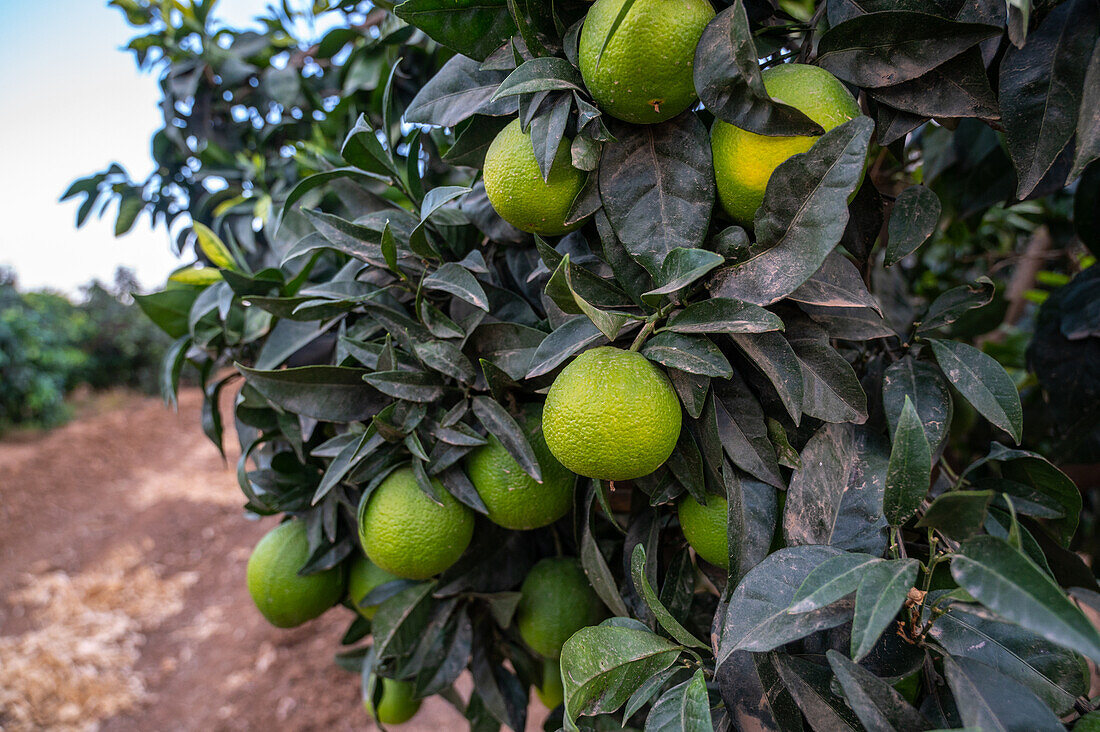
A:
<box><xmin>244</xmin><ymin>343</ymin><xmax>720</xmax><ymax>722</ymax></box>
<box><xmin>241</xmin><ymin>0</ymin><xmax>866</xmax><ymax>720</ymax></box>
<box><xmin>482</xmin><ymin>0</ymin><xmax>861</xmax><ymax>236</ymax></box>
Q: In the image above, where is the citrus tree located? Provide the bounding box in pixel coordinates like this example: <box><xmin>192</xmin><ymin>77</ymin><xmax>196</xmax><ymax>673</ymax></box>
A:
<box><xmin>69</xmin><ymin>0</ymin><xmax>1100</xmax><ymax>729</ymax></box>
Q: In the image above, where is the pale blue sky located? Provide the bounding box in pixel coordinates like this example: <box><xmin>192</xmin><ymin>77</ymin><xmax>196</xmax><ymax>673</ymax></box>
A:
<box><xmin>0</xmin><ymin>1</ymin><xmax>276</xmax><ymax>294</ymax></box>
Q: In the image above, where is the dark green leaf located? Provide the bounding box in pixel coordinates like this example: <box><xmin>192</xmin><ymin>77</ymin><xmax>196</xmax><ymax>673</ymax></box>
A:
<box><xmin>527</xmin><ymin>316</ymin><xmax>606</xmax><ymax>379</ymax></box>
<box><xmin>774</xmin><ymin>653</ymin><xmax>862</xmax><ymax>731</ymax></box>
<box><xmin>826</xmin><ymin>650</ymin><xmax>931</xmax><ymax>732</ymax></box>
<box><xmin>642</xmin><ymin>332</ymin><xmax>732</xmax><ymax>378</ymax></box>
<box><xmin>490</xmin><ymin>57</ymin><xmax>584</xmax><ymax>99</ymax></box>
<box><xmin>713</xmin><ymin>376</ymin><xmax>784</xmax><ymax>488</ymax></box>
<box><xmin>874</xmin><ymin>46</ymin><xmax>999</xmax><ymax>119</ymax></box>
<box><xmin>719</xmin><ymin>545</ymin><xmax>849</xmax><ymax>657</ymax></box>
<box><xmin>788</xmin><ymin>328</ymin><xmax>869</xmax><ymax>424</ymax></box>
<box><xmin>342</xmin><ymin>114</ymin><xmax>399</xmax><ymax>180</ymax></box>
<box><xmin>404</xmin><ymin>54</ymin><xmax>517</xmax><ymax>127</ymax></box>
<box><xmin>929</xmin><ymin>602</ymin><xmax>1089</xmax><ymax>715</ymax></box>
<box><xmin>730</xmin><ymin>331</ymin><xmax>804</xmax><ymax>423</ymax></box>
<box><xmin>708</xmin><ymin>117</ymin><xmax>874</xmax><ymax>305</ymax></box>
<box><xmin>882</xmin><ymin>356</ymin><xmax>953</xmax><ymax>456</ymax></box>
<box><xmin>363</xmin><ymin>370</ymin><xmax>445</xmax><ymax>403</ymax></box>
<box><xmin>916</xmin><ymin>490</ymin><xmax>994</xmax><ymax>540</ymax></box>
<box><xmin>135</xmin><ymin>287</ymin><xmax>201</xmax><ymax>339</ymax></box>
<box><xmin>716</xmin><ymin>651</ymin><xmax>803</xmax><ymax>732</ymax></box>
<box><xmin>885</xmin><ymin>396</ymin><xmax>932</xmax><ymax>526</ymax></box>
<box><xmin>952</xmin><ymin>535</ymin><xmax>1100</xmax><ymax>664</ymax></box>
<box><xmin>644</xmin><ymin>669</ymin><xmax>713</xmax><ymax>732</ymax></box>
<box><xmin>851</xmin><ymin>559</ymin><xmax>920</xmax><ymax>660</ymax></box>
<box><xmin>964</xmin><ymin>443</ymin><xmax>1081</xmax><ymax>547</ymax></box>
<box><xmin>918</xmin><ymin>277</ymin><xmax>996</xmax><ymax>333</ymax></box>
<box><xmin>1000</xmin><ymin>0</ymin><xmax>1098</xmax><ymax>197</ymax></box>
<box><xmin>471</xmin><ymin>396</ymin><xmax>541</xmax><ymax>482</ymax></box>
<box><xmin>159</xmin><ymin>336</ymin><xmax>190</xmax><ymax>409</ymax></box>
<box><xmin>423</xmin><ymin>262</ymin><xmax>490</xmax><ymax>311</ymax></box>
<box><xmin>928</xmin><ymin>338</ymin><xmax>1023</xmax><ymax>444</ymax></box>
<box><xmin>725</xmin><ymin>469</ymin><xmax>780</xmax><ymax>583</ymax></box>
<box><xmin>372</xmin><ymin>581</ymin><xmax>435</xmax><ymax>661</ymax></box>
<box><xmin>885</xmin><ymin>185</ymin><xmax>941</xmax><ymax>266</ymax></box>
<box><xmin>790</xmin><ymin>553</ymin><xmax>882</xmax><ymax>613</ymax></box>
<box><xmin>643</xmin><ymin>247</ymin><xmax>725</xmax><ymax>297</ymax></box>
<box><xmin>560</xmin><ymin>623</ymin><xmax>683</xmax><ymax>726</ymax></box>
<box><xmin>784</xmin><ymin>423</ymin><xmax>889</xmax><ymax>554</ymax></box>
<box><xmin>944</xmin><ymin>656</ymin><xmax>1064</xmax><ymax>732</ymax></box>
<box><xmin>693</xmin><ymin>1</ymin><xmax>823</xmax><ymax>136</ymax></box>
<box><xmin>1071</xmin><ymin>39</ymin><xmax>1100</xmax><ymax>181</ymax></box>
<box><xmin>788</xmin><ymin>250</ymin><xmax>881</xmax><ymax>310</ymax></box>
<box><xmin>237</xmin><ymin>365</ymin><xmax>389</xmax><ymax>422</ymax></box>
<box><xmin>599</xmin><ymin>114</ymin><xmax>715</xmax><ymax>274</ymax></box>
<box><xmin>630</xmin><ymin>545</ymin><xmax>708</xmax><ymax>649</ymax></box>
<box><xmin>395</xmin><ymin>0</ymin><xmax>516</xmax><ymax>61</ymax></box>
<box><xmin>663</xmin><ymin>298</ymin><xmax>783</xmax><ymax>335</ymax></box>
<box><xmin>817</xmin><ymin>12</ymin><xmax>1001</xmax><ymax>88</ymax></box>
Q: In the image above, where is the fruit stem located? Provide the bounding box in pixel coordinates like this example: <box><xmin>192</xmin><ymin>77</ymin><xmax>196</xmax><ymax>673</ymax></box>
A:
<box><xmin>628</xmin><ymin>320</ymin><xmax>656</xmax><ymax>352</ymax></box>
<box><xmin>628</xmin><ymin>303</ymin><xmax>675</xmax><ymax>352</ymax></box>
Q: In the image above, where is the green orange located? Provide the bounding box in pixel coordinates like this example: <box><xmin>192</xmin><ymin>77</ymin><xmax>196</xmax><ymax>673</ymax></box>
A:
<box><xmin>482</xmin><ymin>118</ymin><xmax>586</xmax><ymax>236</ymax></box>
<box><xmin>543</xmin><ymin>347</ymin><xmax>681</xmax><ymax>482</ymax></box>
<box><xmin>678</xmin><ymin>493</ymin><xmax>729</xmax><ymax>569</ymax></box>
<box><xmin>245</xmin><ymin>520</ymin><xmax>346</xmax><ymax>628</ymax></box>
<box><xmin>365</xmin><ymin>678</ymin><xmax>421</xmax><ymax>725</ymax></box>
<box><xmin>579</xmin><ymin>0</ymin><xmax>715</xmax><ymax>124</ymax></box>
<box><xmin>535</xmin><ymin>657</ymin><xmax>565</xmax><ymax>709</ymax></box>
<box><xmin>711</xmin><ymin>63</ymin><xmax>861</xmax><ymax>224</ymax></box>
<box><xmin>358</xmin><ymin>467</ymin><xmax>474</xmax><ymax>580</ymax></box>
<box><xmin>516</xmin><ymin>557</ymin><xmax>606</xmax><ymax>659</ymax></box>
<box><xmin>347</xmin><ymin>554</ymin><xmax>399</xmax><ymax>620</ymax></box>
<box><xmin>466</xmin><ymin>404</ymin><xmax>576</xmax><ymax>531</ymax></box>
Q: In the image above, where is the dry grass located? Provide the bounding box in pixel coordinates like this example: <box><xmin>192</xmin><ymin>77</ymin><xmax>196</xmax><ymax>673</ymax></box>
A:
<box><xmin>0</xmin><ymin>541</ymin><xmax>197</xmax><ymax>731</ymax></box>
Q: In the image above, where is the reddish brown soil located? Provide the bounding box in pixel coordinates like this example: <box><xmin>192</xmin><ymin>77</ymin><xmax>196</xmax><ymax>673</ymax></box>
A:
<box><xmin>0</xmin><ymin>388</ymin><xmax>547</xmax><ymax>731</ymax></box>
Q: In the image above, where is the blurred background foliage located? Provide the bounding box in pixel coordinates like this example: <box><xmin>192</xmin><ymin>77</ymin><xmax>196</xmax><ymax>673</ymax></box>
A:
<box><xmin>0</xmin><ymin>266</ymin><xmax>171</xmax><ymax>432</ymax></box>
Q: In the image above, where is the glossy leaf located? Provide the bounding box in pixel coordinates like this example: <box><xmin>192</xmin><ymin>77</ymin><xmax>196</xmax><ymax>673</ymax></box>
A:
<box><xmin>719</xmin><ymin>545</ymin><xmax>849</xmax><ymax>658</ymax></box>
<box><xmin>663</xmin><ymin>298</ymin><xmax>783</xmax><ymax>335</ymax></box>
<box><xmin>944</xmin><ymin>656</ymin><xmax>1064</xmax><ymax>732</ymax></box>
<box><xmin>884</xmin><ymin>396</ymin><xmax>932</xmax><ymax>526</ymax></box>
<box><xmin>560</xmin><ymin>623</ymin><xmax>682</xmax><ymax>728</ymax></box>
<box><xmin>929</xmin><ymin>338</ymin><xmax>1023</xmax><ymax>444</ymax></box>
<box><xmin>918</xmin><ymin>277</ymin><xmax>995</xmax><ymax>334</ymax></box>
<box><xmin>394</xmin><ymin>0</ymin><xmax>515</xmax><ymax>61</ymax></box>
<box><xmin>851</xmin><ymin>559</ymin><xmax>920</xmax><ymax>660</ymax></box>
<box><xmin>784</xmin><ymin>423</ymin><xmax>889</xmax><ymax>555</ymax></box>
<box><xmin>642</xmin><ymin>332</ymin><xmax>732</xmax><ymax>378</ymax></box>
<box><xmin>630</xmin><ymin>544</ymin><xmax>708</xmax><ymax>649</ymax></box>
<box><xmin>404</xmin><ymin>54</ymin><xmax>517</xmax><ymax>127</ymax></box>
<box><xmin>952</xmin><ymin>535</ymin><xmax>1100</xmax><ymax>664</ymax></box>
<box><xmin>644</xmin><ymin>669</ymin><xmax>712</xmax><ymax>732</ymax></box>
<box><xmin>599</xmin><ymin>113</ymin><xmax>715</xmax><ymax>274</ymax></box>
<box><xmin>817</xmin><ymin>12</ymin><xmax>1001</xmax><ymax>88</ymax></box>
<box><xmin>916</xmin><ymin>490</ymin><xmax>994</xmax><ymax>540</ymax></box>
<box><xmin>884</xmin><ymin>185</ymin><xmax>941</xmax><ymax>266</ymax></box>
<box><xmin>471</xmin><ymin>396</ymin><xmax>541</xmax><ymax>482</ymax></box>
<box><xmin>882</xmin><ymin>356</ymin><xmax>953</xmax><ymax>456</ymax></box>
<box><xmin>999</xmin><ymin>0</ymin><xmax>1098</xmax><ymax>197</ymax></box>
<box><xmin>237</xmin><ymin>365</ymin><xmax>389</xmax><ymax>422</ymax></box>
<box><xmin>929</xmin><ymin>602</ymin><xmax>1089</xmax><ymax>715</ymax></box>
<box><xmin>826</xmin><ymin>650</ymin><xmax>931</xmax><ymax>732</ymax></box>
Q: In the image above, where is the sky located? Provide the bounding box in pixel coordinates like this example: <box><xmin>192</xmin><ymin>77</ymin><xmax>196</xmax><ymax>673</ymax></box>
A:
<box><xmin>0</xmin><ymin>0</ymin><xmax>275</xmax><ymax>295</ymax></box>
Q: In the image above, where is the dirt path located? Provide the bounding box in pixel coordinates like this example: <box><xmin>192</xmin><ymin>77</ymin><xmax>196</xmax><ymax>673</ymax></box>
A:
<box><xmin>0</xmin><ymin>389</ymin><xmax>542</xmax><ymax>731</ymax></box>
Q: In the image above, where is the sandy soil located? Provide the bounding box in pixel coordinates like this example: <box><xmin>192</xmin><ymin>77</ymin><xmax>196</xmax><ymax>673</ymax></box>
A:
<box><xmin>0</xmin><ymin>388</ymin><xmax>546</xmax><ymax>731</ymax></box>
